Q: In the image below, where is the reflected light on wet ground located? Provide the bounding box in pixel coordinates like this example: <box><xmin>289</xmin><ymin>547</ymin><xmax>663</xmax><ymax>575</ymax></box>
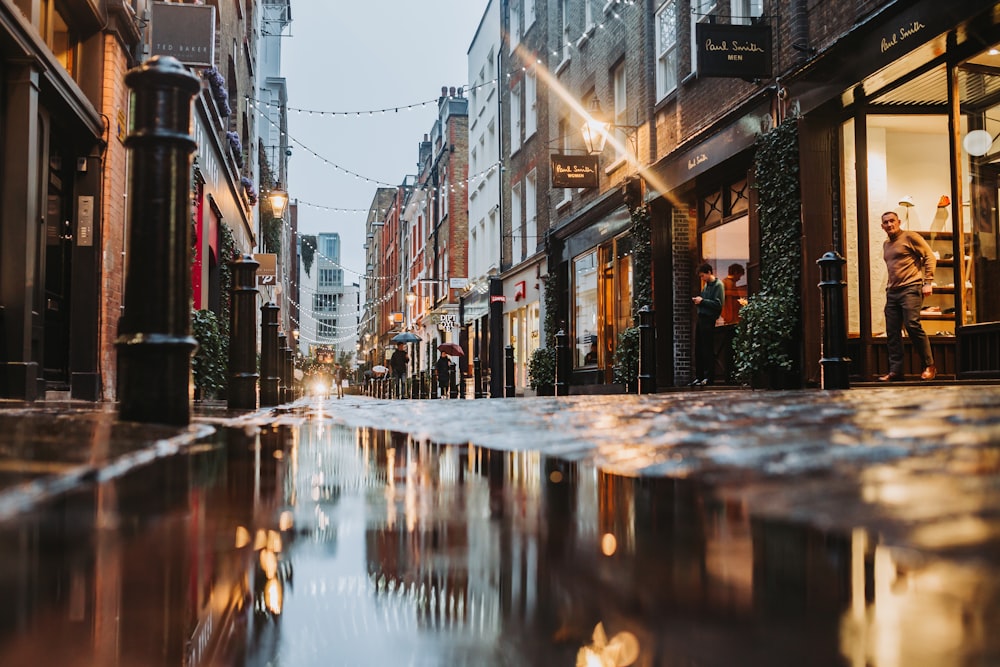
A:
<box><xmin>0</xmin><ymin>411</ymin><xmax>997</xmax><ymax>666</ymax></box>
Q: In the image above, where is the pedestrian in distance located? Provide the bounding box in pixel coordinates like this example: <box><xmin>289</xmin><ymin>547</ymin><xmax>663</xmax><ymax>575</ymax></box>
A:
<box><xmin>690</xmin><ymin>262</ymin><xmax>724</xmax><ymax>386</ymax></box>
<box><xmin>878</xmin><ymin>210</ymin><xmax>937</xmax><ymax>381</ymax></box>
<box><xmin>333</xmin><ymin>362</ymin><xmax>346</xmax><ymax>399</ymax></box>
<box><xmin>389</xmin><ymin>343</ymin><xmax>409</xmax><ymax>398</ymax></box>
<box><xmin>435</xmin><ymin>351</ymin><xmax>452</xmax><ymax>399</ymax></box>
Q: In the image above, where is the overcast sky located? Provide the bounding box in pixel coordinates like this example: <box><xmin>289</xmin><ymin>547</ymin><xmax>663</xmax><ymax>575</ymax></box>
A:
<box><xmin>281</xmin><ymin>1</ymin><xmax>489</xmax><ymax>285</ymax></box>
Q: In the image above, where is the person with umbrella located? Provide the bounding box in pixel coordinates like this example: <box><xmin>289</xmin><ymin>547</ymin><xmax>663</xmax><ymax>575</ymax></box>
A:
<box><xmin>435</xmin><ymin>349</ymin><xmax>453</xmax><ymax>399</ymax></box>
<box><xmin>389</xmin><ymin>343</ymin><xmax>409</xmax><ymax>398</ymax></box>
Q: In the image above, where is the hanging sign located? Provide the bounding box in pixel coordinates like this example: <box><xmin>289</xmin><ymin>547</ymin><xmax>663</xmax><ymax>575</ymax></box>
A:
<box><xmin>150</xmin><ymin>2</ymin><xmax>216</xmax><ymax>67</ymax></box>
<box><xmin>551</xmin><ymin>154</ymin><xmax>599</xmax><ymax>188</ymax></box>
<box><xmin>254</xmin><ymin>253</ymin><xmax>276</xmax><ymax>286</ymax></box>
<box><xmin>696</xmin><ymin>23</ymin><xmax>772</xmax><ymax>79</ymax></box>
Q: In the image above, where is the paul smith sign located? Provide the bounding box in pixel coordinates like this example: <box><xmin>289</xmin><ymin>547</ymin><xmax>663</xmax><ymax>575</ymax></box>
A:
<box><xmin>696</xmin><ymin>23</ymin><xmax>772</xmax><ymax>79</ymax></box>
<box><xmin>879</xmin><ymin>20</ymin><xmax>927</xmax><ymax>54</ymax></box>
<box><xmin>551</xmin><ymin>154</ymin><xmax>599</xmax><ymax>188</ymax></box>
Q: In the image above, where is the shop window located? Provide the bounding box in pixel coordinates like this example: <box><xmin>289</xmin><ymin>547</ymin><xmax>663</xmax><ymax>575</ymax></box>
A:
<box><xmin>700</xmin><ymin>217</ymin><xmax>748</xmax><ymax>325</ymax></box>
<box><xmin>841</xmin><ymin>119</ymin><xmax>861</xmax><ymax>337</ymax></box>
<box><xmin>958</xmin><ymin>53</ymin><xmax>1000</xmax><ymax>326</ymax></box>
<box><xmin>42</xmin><ymin>0</ymin><xmax>77</xmax><ymax>77</ymax></box>
<box><xmin>864</xmin><ymin>115</ymin><xmax>957</xmax><ymax>336</ymax></box>
<box><xmin>572</xmin><ymin>234</ymin><xmax>633</xmax><ymax>369</ymax></box>
<box><xmin>574</xmin><ymin>251</ymin><xmax>599</xmax><ymax>367</ymax></box>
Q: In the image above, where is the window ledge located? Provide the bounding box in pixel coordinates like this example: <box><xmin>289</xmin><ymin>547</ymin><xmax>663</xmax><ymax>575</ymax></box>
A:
<box><xmin>555</xmin><ymin>56</ymin><xmax>571</xmax><ymax>75</ymax></box>
<box><xmin>604</xmin><ymin>156</ymin><xmax>628</xmax><ymax>174</ymax></box>
<box><xmin>556</xmin><ymin>195</ymin><xmax>573</xmax><ymax>211</ymax></box>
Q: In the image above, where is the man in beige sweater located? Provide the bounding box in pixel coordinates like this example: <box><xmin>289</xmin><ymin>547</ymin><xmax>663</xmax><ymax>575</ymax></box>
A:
<box><xmin>879</xmin><ymin>211</ymin><xmax>937</xmax><ymax>381</ymax></box>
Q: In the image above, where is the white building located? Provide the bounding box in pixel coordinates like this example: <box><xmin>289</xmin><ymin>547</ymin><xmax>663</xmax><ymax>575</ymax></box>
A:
<box><xmin>299</xmin><ymin>233</ymin><xmax>358</xmax><ymax>362</ymax></box>
<box><xmin>466</xmin><ymin>0</ymin><xmax>502</xmax><ymax>309</ymax></box>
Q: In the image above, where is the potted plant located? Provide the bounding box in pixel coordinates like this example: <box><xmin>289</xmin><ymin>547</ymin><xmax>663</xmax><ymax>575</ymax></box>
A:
<box><xmin>203</xmin><ymin>67</ymin><xmax>231</xmax><ymax>117</ymax></box>
<box><xmin>612</xmin><ymin>326</ymin><xmax>639</xmax><ymax>392</ymax></box>
<box><xmin>528</xmin><ymin>346</ymin><xmax>556</xmax><ymax>395</ymax></box>
<box><xmin>240</xmin><ymin>176</ymin><xmax>258</xmax><ymax>206</ymax></box>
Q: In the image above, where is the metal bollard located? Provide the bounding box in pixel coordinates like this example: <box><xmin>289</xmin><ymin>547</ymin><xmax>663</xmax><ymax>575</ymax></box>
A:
<box><xmin>227</xmin><ymin>255</ymin><xmax>260</xmax><ymax>410</ymax></box>
<box><xmin>817</xmin><ymin>251</ymin><xmax>851</xmax><ymax>389</ymax></box>
<box><xmin>283</xmin><ymin>344</ymin><xmax>294</xmax><ymax>401</ymax></box>
<box><xmin>555</xmin><ymin>329</ymin><xmax>570</xmax><ymax>396</ymax></box>
<box><xmin>504</xmin><ymin>345</ymin><xmax>515</xmax><ymax>397</ymax></box>
<box><xmin>473</xmin><ymin>320</ymin><xmax>483</xmax><ymax>399</ymax></box>
<box><xmin>259</xmin><ymin>302</ymin><xmax>280</xmax><ymax>406</ymax></box>
<box><xmin>638</xmin><ymin>306</ymin><xmax>657</xmax><ymax>394</ymax></box>
<box><xmin>116</xmin><ymin>56</ymin><xmax>201</xmax><ymax>425</ymax></box>
<box><xmin>276</xmin><ymin>332</ymin><xmax>288</xmax><ymax>402</ymax></box>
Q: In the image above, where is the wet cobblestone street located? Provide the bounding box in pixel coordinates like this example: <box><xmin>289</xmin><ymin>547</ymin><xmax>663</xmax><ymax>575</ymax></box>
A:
<box><xmin>0</xmin><ymin>385</ymin><xmax>997</xmax><ymax>666</ymax></box>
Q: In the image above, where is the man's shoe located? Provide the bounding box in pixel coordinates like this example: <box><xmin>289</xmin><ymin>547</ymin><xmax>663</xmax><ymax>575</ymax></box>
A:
<box><xmin>921</xmin><ymin>365</ymin><xmax>937</xmax><ymax>380</ymax></box>
<box><xmin>878</xmin><ymin>372</ymin><xmax>903</xmax><ymax>382</ymax></box>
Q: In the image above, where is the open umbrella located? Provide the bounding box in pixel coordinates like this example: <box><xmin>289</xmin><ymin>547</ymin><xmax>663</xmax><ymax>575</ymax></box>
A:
<box><xmin>391</xmin><ymin>331</ymin><xmax>421</xmax><ymax>343</ymax></box>
<box><xmin>437</xmin><ymin>342</ymin><xmax>464</xmax><ymax>356</ymax></box>
<box><xmin>372</xmin><ymin>364</ymin><xmax>388</xmax><ymax>375</ymax></box>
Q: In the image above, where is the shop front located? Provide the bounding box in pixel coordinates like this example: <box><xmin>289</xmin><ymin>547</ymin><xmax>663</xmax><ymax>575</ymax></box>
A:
<box><xmin>553</xmin><ymin>202</ymin><xmax>634</xmax><ymax>388</ymax></box>
<box><xmin>793</xmin><ymin>0</ymin><xmax>1000</xmax><ymax>381</ymax></box>
<box><xmin>502</xmin><ymin>261</ymin><xmax>542</xmax><ymax>394</ymax></box>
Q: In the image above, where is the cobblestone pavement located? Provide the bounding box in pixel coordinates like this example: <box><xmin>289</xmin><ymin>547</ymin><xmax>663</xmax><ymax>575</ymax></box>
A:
<box><xmin>277</xmin><ymin>385</ymin><xmax>1000</xmax><ymax>563</ymax></box>
<box><xmin>0</xmin><ymin>386</ymin><xmax>997</xmax><ymax>666</ymax></box>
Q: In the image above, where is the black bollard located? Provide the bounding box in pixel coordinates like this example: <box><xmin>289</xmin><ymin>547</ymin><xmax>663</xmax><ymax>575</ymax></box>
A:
<box><xmin>276</xmin><ymin>332</ymin><xmax>288</xmax><ymax>402</ymax></box>
<box><xmin>817</xmin><ymin>251</ymin><xmax>851</xmax><ymax>389</ymax></box>
<box><xmin>283</xmin><ymin>343</ymin><xmax>294</xmax><ymax>401</ymax></box>
<box><xmin>638</xmin><ymin>306</ymin><xmax>657</xmax><ymax>394</ymax></box>
<box><xmin>474</xmin><ymin>320</ymin><xmax>483</xmax><ymax>399</ymax></box>
<box><xmin>504</xmin><ymin>345</ymin><xmax>515</xmax><ymax>397</ymax></box>
<box><xmin>554</xmin><ymin>329</ymin><xmax>570</xmax><ymax>396</ymax></box>
<box><xmin>228</xmin><ymin>255</ymin><xmax>260</xmax><ymax>410</ymax></box>
<box><xmin>259</xmin><ymin>302</ymin><xmax>280</xmax><ymax>406</ymax></box>
<box><xmin>116</xmin><ymin>56</ymin><xmax>202</xmax><ymax>425</ymax></box>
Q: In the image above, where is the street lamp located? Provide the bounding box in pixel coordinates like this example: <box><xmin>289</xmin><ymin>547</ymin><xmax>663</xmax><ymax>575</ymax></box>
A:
<box><xmin>581</xmin><ymin>97</ymin><xmax>612</xmax><ymax>155</ymax></box>
<box><xmin>269</xmin><ymin>185</ymin><xmax>289</xmax><ymax>219</ymax></box>
<box><xmin>580</xmin><ymin>97</ymin><xmax>639</xmax><ymax>156</ymax></box>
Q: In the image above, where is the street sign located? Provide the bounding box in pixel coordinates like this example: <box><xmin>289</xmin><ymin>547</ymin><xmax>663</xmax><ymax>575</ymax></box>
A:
<box><xmin>254</xmin><ymin>253</ymin><xmax>276</xmax><ymax>287</ymax></box>
<box><xmin>449</xmin><ymin>277</ymin><xmax>469</xmax><ymax>289</ymax></box>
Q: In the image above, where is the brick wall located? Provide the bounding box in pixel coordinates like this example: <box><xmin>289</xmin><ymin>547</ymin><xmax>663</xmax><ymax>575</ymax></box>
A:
<box><xmin>99</xmin><ymin>34</ymin><xmax>133</xmax><ymax>401</ymax></box>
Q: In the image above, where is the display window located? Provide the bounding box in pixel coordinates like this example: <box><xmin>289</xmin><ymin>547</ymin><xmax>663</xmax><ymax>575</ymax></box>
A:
<box><xmin>699</xmin><ymin>178</ymin><xmax>750</xmax><ymax>325</ymax></box>
<box><xmin>958</xmin><ymin>48</ymin><xmax>1000</xmax><ymax>326</ymax></box>
<box><xmin>840</xmin><ymin>48</ymin><xmax>1000</xmax><ymax>345</ymax></box>
<box><xmin>572</xmin><ymin>233</ymin><xmax>633</xmax><ymax>369</ymax></box>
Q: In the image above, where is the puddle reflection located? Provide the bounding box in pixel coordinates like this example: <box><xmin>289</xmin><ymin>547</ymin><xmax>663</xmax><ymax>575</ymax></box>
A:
<box><xmin>0</xmin><ymin>421</ymin><xmax>996</xmax><ymax>667</ymax></box>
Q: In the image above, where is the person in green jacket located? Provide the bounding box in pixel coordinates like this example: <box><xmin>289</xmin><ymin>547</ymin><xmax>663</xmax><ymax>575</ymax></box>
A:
<box><xmin>691</xmin><ymin>263</ymin><xmax>724</xmax><ymax>386</ymax></box>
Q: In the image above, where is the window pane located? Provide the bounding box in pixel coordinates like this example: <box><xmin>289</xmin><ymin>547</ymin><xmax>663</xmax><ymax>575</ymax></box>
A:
<box><xmin>574</xmin><ymin>251</ymin><xmax>599</xmax><ymax>367</ymax></box>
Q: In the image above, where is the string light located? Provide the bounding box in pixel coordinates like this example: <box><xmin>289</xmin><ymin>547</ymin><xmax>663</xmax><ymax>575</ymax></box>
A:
<box><xmin>249</xmin><ymin>79</ymin><xmax>497</xmax><ymax>118</ymax></box>
<box><xmin>251</xmin><ymin>99</ymin><xmax>502</xmax><ymax>192</ymax></box>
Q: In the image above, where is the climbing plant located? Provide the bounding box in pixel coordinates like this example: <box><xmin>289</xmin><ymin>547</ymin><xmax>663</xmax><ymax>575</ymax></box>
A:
<box><xmin>300</xmin><ymin>234</ymin><xmax>316</xmax><ymax>277</ymax></box>
<box><xmin>612</xmin><ymin>194</ymin><xmax>652</xmax><ymax>388</ymax></box>
<box><xmin>732</xmin><ymin>117</ymin><xmax>802</xmax><ymax>386</ymax></box>
<box><xmin>528</xmin><ymin>269</ymin><xmax>561</xmax><ymax>389</ymax></box>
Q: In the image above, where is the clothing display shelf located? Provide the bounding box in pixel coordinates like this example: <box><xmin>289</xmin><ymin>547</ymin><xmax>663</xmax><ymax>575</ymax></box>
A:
<box><xmin>917</xmin><ymin>230</ymin><xmax>974</xmax><ymax>334</ymax></box>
